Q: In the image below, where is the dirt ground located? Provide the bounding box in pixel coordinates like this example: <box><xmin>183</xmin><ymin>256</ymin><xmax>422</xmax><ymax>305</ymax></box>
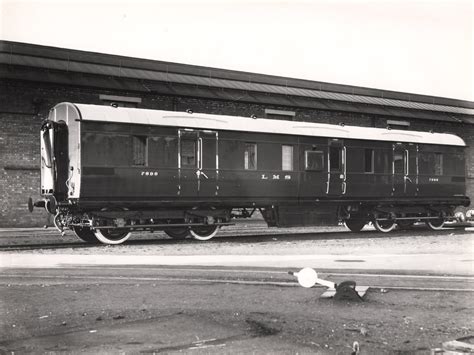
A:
<box><xmin>0</xmin><ymin>270</ymin><xmax>473</xmax><ymax>354</ymax></box>
<box><xmin>0</xmin><ymin>225</ymin><xmax>473</xmax><ymax>354</ymax></box>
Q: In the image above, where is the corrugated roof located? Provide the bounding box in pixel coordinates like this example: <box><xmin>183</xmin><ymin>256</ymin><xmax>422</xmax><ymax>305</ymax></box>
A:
<box><xmin>1</xmin><ymin>41</ymin><xmax>473</xmax><ymax>119</ymax></box>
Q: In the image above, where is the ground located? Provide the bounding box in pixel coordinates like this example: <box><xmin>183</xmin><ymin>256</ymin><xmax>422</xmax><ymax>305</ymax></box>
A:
<box><xmin>0</xmin><ymin>223</ymin><xmax>473</xmax><ymax>354</ymax></box>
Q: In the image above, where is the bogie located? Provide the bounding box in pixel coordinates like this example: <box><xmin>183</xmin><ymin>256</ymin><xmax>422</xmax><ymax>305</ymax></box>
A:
<box><xmin>189</xmin><ymin>226</ymin><xmax>219</xmax><ymax>241</ymax></box>
<box><xmin>425</xmin><ymin>218</ymin><xmax>445</xmax><ymax>231</ymax></box>
<box><xmin>344</xmin><ymin>219</ymin><xmax>367</xmax><ymax>232</ymax></box>
<box><xmin>73</xmin><ymin>226</ymin><xmax>99</xmax><ymax>244</ymax></box>
<box><xmin>396</xmin><ymin>220</ymin><xmax>415</xmax><ymax>230</ymax></box>
<box><xmin>164</xmin><ymin>228</ymin><xmax>190</xmax><ymax>239</ymax></box>
<box><xmin>93</xmin><ymin>228</ymin><xmax>132</xmax><ymax>245</ymax></box>
<box><xmin>373</xmin><ymin>218</ymin><xmax>397</xmax><ymax>233</ymax></box>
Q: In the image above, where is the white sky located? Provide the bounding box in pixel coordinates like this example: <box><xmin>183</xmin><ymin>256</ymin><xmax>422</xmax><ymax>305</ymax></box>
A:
<box><xmin>1</xmin><ymin>0</ymin><xmax>473</xmax><ymax>101</ymax></box>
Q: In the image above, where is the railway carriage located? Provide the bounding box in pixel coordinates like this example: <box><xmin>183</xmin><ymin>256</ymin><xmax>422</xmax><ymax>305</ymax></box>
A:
<box><xmin>31</xmin><ymin>102</ymin><xmax>470</xmax><ymax>244</ymax></box>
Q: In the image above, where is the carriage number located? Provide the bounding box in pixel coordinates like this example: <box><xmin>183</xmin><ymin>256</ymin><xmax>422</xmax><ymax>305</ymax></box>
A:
<box><xmin>141</xmin><ymin>171</ymin><xmax>159</xmax><ymax>176</ymax></box>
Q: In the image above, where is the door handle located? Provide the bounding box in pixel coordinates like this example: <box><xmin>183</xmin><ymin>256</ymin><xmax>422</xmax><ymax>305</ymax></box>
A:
<box><xmin>404</xmin><ymin>176</ymin><xmax>412</xmax><ymax>183</ymax></box>
<box><xmin>198</xmin><ymin>137</ymin><xmax>203</xmax><ymax>170</ymax></box>
<box><xmin>342</xmin><ymin>146</ymin><xmax>347</xmax><ymax>181</ymax></box>
<box><xmin>196</xmin><ymin>170</ymin><xmax>209</xmax><ymax>179</ymax></box>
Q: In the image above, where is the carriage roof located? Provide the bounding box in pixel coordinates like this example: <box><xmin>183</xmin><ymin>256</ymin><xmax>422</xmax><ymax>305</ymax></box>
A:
<box><xmin>56</xmin><ymin>103</ymin><xmax>466</xmax><ymax>146</ymax></box>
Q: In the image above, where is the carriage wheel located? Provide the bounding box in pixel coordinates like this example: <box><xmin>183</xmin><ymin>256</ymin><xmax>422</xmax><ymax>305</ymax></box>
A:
<box><xmin>344</xmin><ymin>219</ymin><xmax>366</xmax><ymax>232</ymax></box>
<box><xmin>425</xmin><ymin>218</ymin><xmax>445</xmax><ymax>231</ymax></box>
<box><xmin>73</xmin><ymin>227</ymin><xmax>99</xmax><ymax>243</ymax></box>
<box><xmin>93</xmin><ymin>228</ymin><xmax>132</xmax><ymax>245</ymax></box>
<box><xmin>397</xmin><ymin>220</ymin><xmax>415</xmax><ymax>230</ymax></box>
<box><xmin>189</xmin><ymin>225</ymin><xmax>219</xmax><ymax>241</ymax></box>
<box><xmin>164</xmin><ymin>227</ymin><xmax>189</xmax><ymax>239</ymax></box>
<box><xmin>373</xmin><ymin>218</ymin><xmax>396</xmax><ymax>233</ymax></box>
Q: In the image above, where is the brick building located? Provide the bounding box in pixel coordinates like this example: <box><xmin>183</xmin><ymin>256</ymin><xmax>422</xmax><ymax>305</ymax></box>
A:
<box><xmin>1</xmin><ymin>41</ymin><xmax>473</xmax><ymax>227</ymax></box>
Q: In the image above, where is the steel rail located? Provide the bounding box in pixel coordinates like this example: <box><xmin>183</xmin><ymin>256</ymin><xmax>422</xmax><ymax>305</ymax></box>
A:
<box><xmin>0</xmin><ymin>273</ymin><xmax>473</xmax><ymax>292</ymax></box>
<box><xmin>0</xmin><ymin>226</ymin><xmax>470</xmax><ymax>251</ymax></box>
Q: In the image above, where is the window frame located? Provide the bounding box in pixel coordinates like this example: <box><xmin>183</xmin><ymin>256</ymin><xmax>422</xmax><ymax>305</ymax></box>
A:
<box><xmin>434</xmin><ymin>152</ymin><xmax>443</xmax><ymax>176</ymax></box>
<box><xmin>132</xmin><ymin>135</ymin><xmax>148</xmax><ymax>167</ymax></box>
<box><xmin>364</xmin><ymin>148</ymin><xmax>374</xmax><ymax>174</ymax></box>
<box><xmin>329</xmin><ymin>146</ymin><xmax>342</xmax><ymax>172</ymax></box>
<box><xmin>180</xmin><ymin>138</ymin><xmax>198</xmax><ymax>168</ymax></box>
<box><xmin>82</xmin><ymin>132</ymin><xmax>148</xmax><ymax>168</ymax></box>
<box><xmin>148</xmin><ymin>136</ymin><xmax>178</xmax><ymax>168</ymax></box>
<box><xmin>281</xmin><ymin>144</ymin><xmax>294</xmax><ymax>171</ymax></box>
<box><xmin>305</xmin><ymin>150</ymin><xmax>324</xmax><ymax>171</ymax></box>
<box><xmin>244</xmin><ymin>142</ymin><xmax>258</xmax><ymax>170</ymax></box>
<box><xmin>419</xmin><ymin>151</ymin><xmax>444</xmax><ymax>176</ymax></box>
<box><xmin>393</xmin><ymin>150</ymin><xmax>404</xmax><ymax>175</ymax></box>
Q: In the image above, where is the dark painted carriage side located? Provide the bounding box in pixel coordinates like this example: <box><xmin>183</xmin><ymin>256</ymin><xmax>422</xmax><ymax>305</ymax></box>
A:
<box><xmin>35</xmin><ymin>102</ymin><xmax>469</xmax><ymax>244</ymax></box>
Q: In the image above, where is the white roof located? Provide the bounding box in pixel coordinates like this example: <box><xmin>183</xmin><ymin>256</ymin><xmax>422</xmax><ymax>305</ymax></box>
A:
<box><xmin>71</xmin><ymin>103</ymin><xmax>465</xmax><ymax>146</ymax></box>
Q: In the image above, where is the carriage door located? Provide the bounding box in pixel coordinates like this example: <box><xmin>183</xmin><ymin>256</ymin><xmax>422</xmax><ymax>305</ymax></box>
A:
<box><xmin>392</xmin><ymin>143</ymin><xmax>417</xmax><ymax>196</ymax></box>
<box><xmin>327</xmin><ymin>139</ymin><xmax>346</xmax><ymax>196</ymax></box>
<box><xmin>179</xmin><ymin>130</ymin><xmax>199</xmax><ymax>197</ymax></box>
<box><xmin>178</xmin><ymin>129</ymin><xmax>218</xmax><ymax>198</ymax></box>
<box><xmin>40</xmin><ymin>120</ymin><xmax>68</xmax><ymax>199</ymax></box>
<box><xmin>198</xmin><ymin>130</ymin><xmax>218</xmax><ymax>197</ymax></box>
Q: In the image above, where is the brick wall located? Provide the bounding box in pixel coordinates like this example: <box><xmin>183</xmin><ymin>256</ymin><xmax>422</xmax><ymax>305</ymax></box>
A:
<box><xmin>1</xmin><ymin>79</ymin><xmax>472</xmax><ymax>227</ymax></box>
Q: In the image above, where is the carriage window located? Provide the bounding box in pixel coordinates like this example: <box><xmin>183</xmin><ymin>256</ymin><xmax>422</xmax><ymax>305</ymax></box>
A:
<box><xmin>132</xmin><ymin>136</ymin><xmax>147</xmax><ymax>166</ymax></box>
<box><xmin>377</xmin><ymin>150</ymin><xmax>391</xmax><ymax>173</ymax></box>
<box><xmin>393</xmin><ymin>151</ymin><xmax>404</xmax><ymax>173</ymax></box>
<box><xmin>434</xmin><ymin>153</ymin><xmax>443</xmax><ymax>175</ymax></box>
<box><xmin>83</xmin><ymin>133</ymin><xmax>132</xmax><ymax>166</ymax></box>
<box><xmin>41</xmin><ymin>129</ymin><xmax>53</xmax><ymax>168</ymax></box>
<box><xmin>148</xmin><ymin>137</ymin><xmax>178</xmax><ymax>168</ymax></box>
<box><xmin>282</xmin><ymin>145</ymin><xmax>293</xmax><ymax>171</ymax></box>
<box><xmin>305</xmin><ymin>151</ymin><xmax>324</xmax><ymax>171</ymax></box>
<box><xmin>244</xmin><ymin>143</ymin><xmax>257</xmax><ymax>170</ymax></box>
<box><xmin>181</xmin><ymin>140</ymin><xmax>196</xmax><ymax>167</ymax></box>
<box><xmin>364</xmin><ymin>149</ymin><xmax>374</xmax><ymax>173</ymax></box>
<box><xmin>419</xmin><ymin>152</ymin><xmax>444</xmax><ymax>176</ymax></box>
<box><xmin>329</xmin><ymin>146</ymin><xmax>341</xmax><ymax>171</ymax></box>
<box><xmin>451</xmin><ymin>153</ymin><xmax>465</xmax><ymax>175</ymax></box>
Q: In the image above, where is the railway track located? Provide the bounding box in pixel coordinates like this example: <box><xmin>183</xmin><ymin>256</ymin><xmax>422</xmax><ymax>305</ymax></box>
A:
<box><xmin>1</xmin><ymin>266</ymin><xmax>474</xmax><ymax>292</ymax></box>
<box><xmin>0</xmin><ymin>225</ymin><xmax>470</xmax><ymax>251</ymax></box>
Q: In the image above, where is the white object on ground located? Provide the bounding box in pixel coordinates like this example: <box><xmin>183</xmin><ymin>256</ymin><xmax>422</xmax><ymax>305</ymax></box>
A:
<box><xmin>293</xmin><ymin>267</ymin><xmax>336</xmax><ymax>289</ymax></box>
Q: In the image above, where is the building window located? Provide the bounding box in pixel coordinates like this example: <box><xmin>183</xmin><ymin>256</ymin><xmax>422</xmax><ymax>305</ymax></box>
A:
<box><xmin>181</xmin><ymin>140</ymin><xmax>196</xmax><ymax>167</ymax></box>
<box><xmin>387</xmin><ymin>120</ymin><xmax>410</xmax><ymax>130</ymax></box>
<box><xmin>99</xmin><ymin>94</ymin><xmax>141</xmax><ymax>108</ymax></box>
<box><xmin>364</xmin><ymin>148</ymin><xmax>374</xmax><ymax>173</ymax></box>
<box><xmin>305</xmin><ymin>151</ymin><xmax>324</xmax><ymax>171</ymax></box>
<box><xmin>264</xmin><ymin>109</ymin><xmax>296</xmax><ymax>121</ymax></box>
<box><xmin>282</xmin><ymin>145</ymin><xmax>293</xmax><ymax>171</ymax></box>
<box><xmin>132</xmin><ymin>136</ymin><xmax>147</xmax><ymax>166</ymax></box>
<box><xmin>244</xmin><ymin>143</ymin><xmax>257</xmax><ymax>170</ymax></box>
